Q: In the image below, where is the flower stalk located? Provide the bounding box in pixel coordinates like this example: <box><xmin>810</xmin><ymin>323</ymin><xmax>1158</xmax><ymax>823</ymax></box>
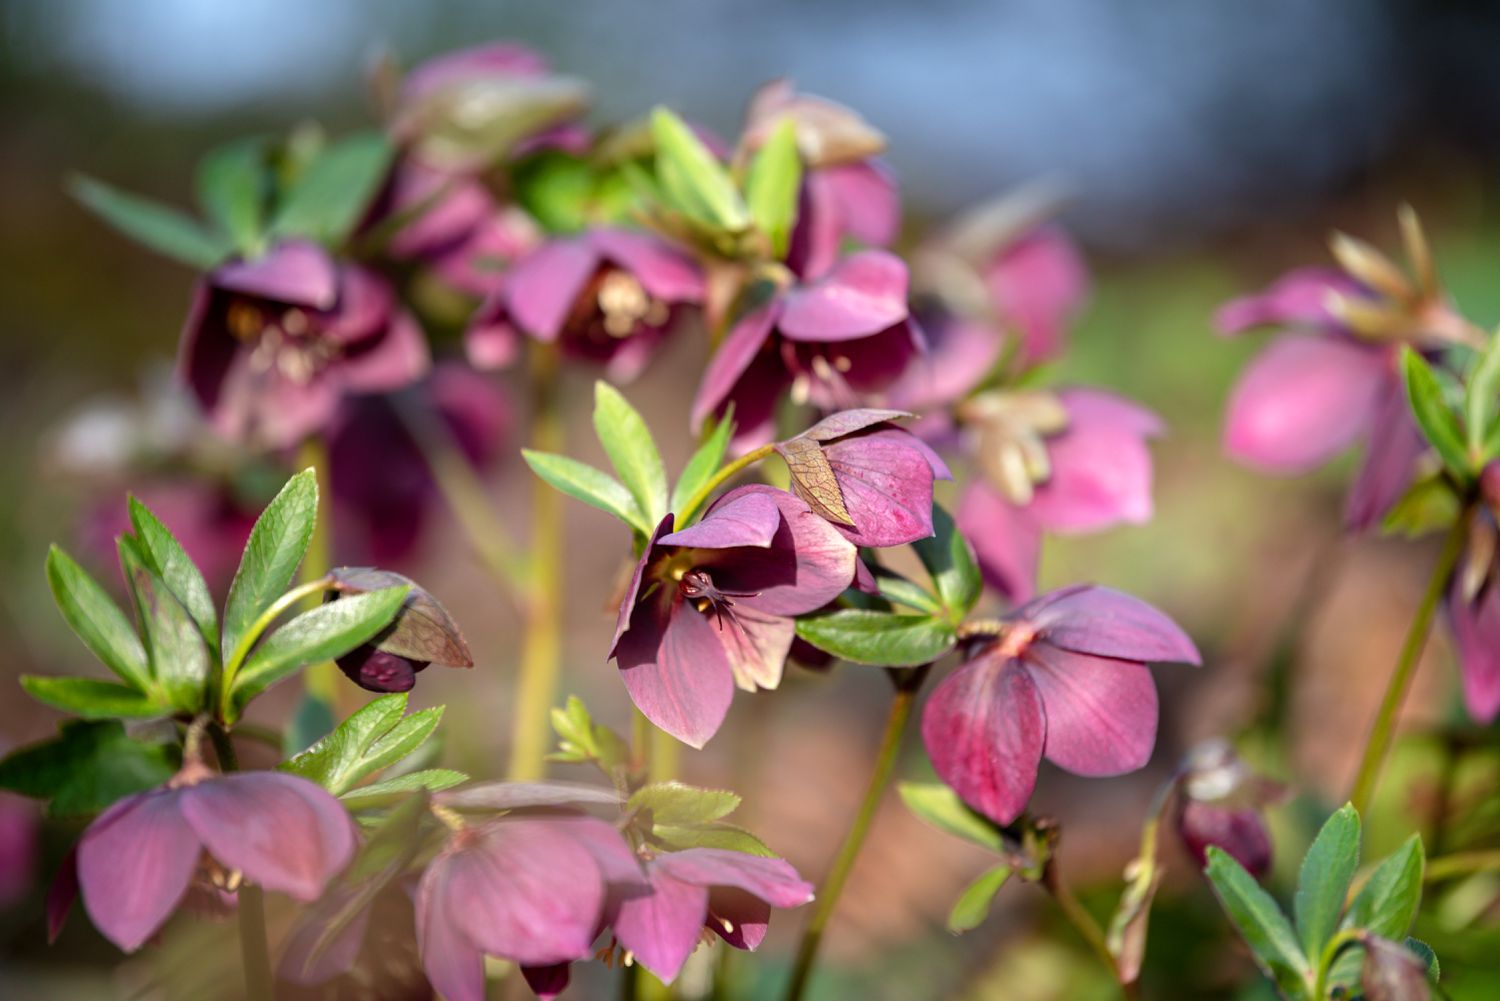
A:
<box><xmin>207</xmin><ymin>721</ymin><xmax>273</xmax><ymax>1001</ymax></box>
<box><xmin>676</xmin><ymin>443</ymin><xmax>775</xmax><ymax>524</ymax></box>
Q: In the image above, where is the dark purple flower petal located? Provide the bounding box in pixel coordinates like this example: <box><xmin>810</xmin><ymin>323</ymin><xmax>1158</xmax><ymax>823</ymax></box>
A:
<box><xmin>47</xmin><ymin>847</ymin><xmax>78</xmax><ymax>943</ymax></box>
<box><xmin>592</xmin><ymin>229</ymin><xmax>705</xmax><ymax>304</ymax></box>
<box><xmin>617</xmin><ymin>597</ymin><xmax>737</xmax><ymax>748</ymax></box>
<box><xmin>957</xmin><ymin>481</ymin><xmax>1042</xmax><ymax>602</ymax></box>
<box><xmin>779</xmin><ymin>251</ymin><xmax>910</xmax><ymax>342</ymax></box>
<box><xmin>708</xmin><ymin>888</ymin><xmax>772</xmax><ymax>951</ymax></box>
<box><xmin>921</xmin><ymin>655</ymin><xmax>1045</xmax><ymax>825</ymax></box>
<box><xmin>336</xmin><ymin>645</ymin><xmax>422</xmax><ymax>693</ymax></box>
<box><xmin>610</xmin><ymin>516</ymin><xmax>675</xmax><ymax>658</ymax></box>
<box><xmin>522</xmin><ymin>963</ymin><xmax>572</xmax><ymax>999</ymax></box>
<box><xmin>703</xmin><ymin>486</ymin><xmax>856</xmax><ymax>616</ymax></box>
<box><xmin>77</xmin><ymin>789</ymin><xmax>199</xmax><ymax>952</ymax></box>
<box><xmin>691</xmin><ymin>300</ymin><xmax>783</xmax><ymax>434</ymax></box>
<box><xmin>1022</xmin><ymin>585</ymin><xmax>1201</xmax><ymax>666</ymax></box>
<box><xmin>660</xmin><ymin>490</ymin><xmax>784</xmax><ymax>549</ymax></box>
<box><xmin>612</xmin><ymin>865</ymin><xmax>711</xmax><ymax>983</ymax></box>
<box><xmin>1177</xmin><ymin>801</ymin><xmax>1273</xmax><ymax>878</ymax></box>
<box><xmin>817</xmin><ymin>430</ymin><xmax>936</xmax><ymax>547</ymax></box>
<box><xmin>1023</xmin><ymin>645</ymin><xmax>1159</xmax><ymax>776</ymax></box>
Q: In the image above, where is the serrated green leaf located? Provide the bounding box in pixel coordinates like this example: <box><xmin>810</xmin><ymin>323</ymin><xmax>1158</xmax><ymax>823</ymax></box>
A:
<box><xmin>912</xmin><ymin>505</ymin><xmax>981</xmax><ymax>624</ymax></box>
<box><xmin>119</xmin><ymin>536</ymin><xmax>210</xmax><ymax>713</ymax></box>
<box><xmin>594</xmin><ymin>382</ymin><xmax>669</xmax><ymax>526</ymax></box>
<box><xmin>19</xmin><ymin>676</ymin><xmax>167</xmax><ymax>719</ymax></box>
<box><xmin>222</xmin><ymin>469</ymin><xmax>319</xmax><ymax>665</ymax></box>
<box><xmin>1204</xmin><ymin>847</ymin><xmax>1312</xmax><ymax>997</ymax></box>
<box><xmin>650</xmin><ymin>108</ymin><xmax>748</xmax><ymax>231</ymax></box>
<box><xmin>1295</xmin><ymin>803</ymin><xmax>1361</xmax><ymax>960</ymax></box>
<box><xmin>231</xmin><ymin>586</ymin><xmax>410</xmax><ymax>713</ymax></box>
<box><xmin>873</xmin><ymin>570</ymin><xmax>943</xmax><ymax>616</ymax></box>
<box><xmin>745</xmin><ymin>119</ymin><xmax>802</xmax><ymax>258</ymax></box>
<box><xmin>898</xmin><ymin>782</ymin><xmax>1008</xmax><ymax>853</ymax></box>
<box><xmin>45</xmin><ymin>545</ymin><xmax>150</xmax><ymax>692</ymax></box>
<box><xmin>69</xmin><ymin>174</ymin><xmax>231</xmax><ymax>268</ymax></box>
<box><xmin>280</xmin><ymin>694</ymin><xmax>442</xmax><ymax>795</ymax></box>
<box><xmin>1404</xmin><ymin>937</ymin><xmax>1439</xmax><ymax>984</ymax></box>
<box><xmin>1344</xmin><ymin>834</ymin><xmax>1423</xmax><ymax>941</ymax></box>
<box><xmin>196</xmin><ymin>137</ymin><xmax>266</xmax><ymax>252</ymax></box>
<box><xmin>653</xmin><ymin>823</ymin><xmax>776</xmax><ymax>857</ymax></box>
<box><xmin>629</xmin><ymin>781</ymin><xmax>741</xmax><ymax>826</ymax></box>
<box><xmin>795</xmin><ymin>610</ymin><xmax>955</xmax><ymax>667</ymax></box>
<box><xmin>128</xmin><ymin>496</ymin><xmax>218</xmax><ymax>652</ymax></box>
<box><xmin>671</xmin><ymin>407</ymin><xmax>735</xmax><ymax>516</ymax></box>
<box><xmin>948</xmin><ymin>864</ymin><xmax>1012</xmax><ymax>933</ymax></box>
<box><xmin>1401</xmin><ymin>347</ymin><xmax>1470</xmax><ymax>478</ymax></box>
<box><xmin>549</xmin><ymin>695</ymin><xmax>630</xmax><ymax>773</ymax></box>
<box><xmin>270</xmin><ymin>132</ymin><xmax>393</xmax><ymax>245</ymax></box>
<box><xmin>522</xmin><ymin>449</ymin><xmax>650</xmax><ymax>535</ymax></box>
<box><xmin>0</xmin><ymin>720</ymin><xmax>178</xmax><ymax>816</ymax></box>
<box><xmin>338</xmin><ymin>768</ymin><xmax>469</xmax><ymax>811</ymax></box>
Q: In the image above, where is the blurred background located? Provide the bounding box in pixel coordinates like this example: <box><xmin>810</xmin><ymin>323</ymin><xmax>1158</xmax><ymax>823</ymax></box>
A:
<box><xmin>5</xmin><ymin>1</ymin><xmax>1500</xmax><ymax>998</ymax></box>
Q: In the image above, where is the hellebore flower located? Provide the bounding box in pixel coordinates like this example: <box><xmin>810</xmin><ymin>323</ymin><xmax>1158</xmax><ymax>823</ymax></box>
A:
<box><xmin>922</xmin><ymin>584</ymin><xmax>1200</xmax><ymax>825</ymax></box>
<box><xmin>1173</xmin><ymin>740</ymin><xmax>1282</xmax><ymax>879</ymax></box>
<box><xmin>776</xmin><ymin>408</ymin><xmax>951</xmax><ymax>548</ymax></box>
<box><xmin>692</xmin><ymin>251</ymin><xmax>926</xmax><ymax>450</ymax></box>
<box><xmin>416</xmin><ymin>814</ymin><xmax>644</xmax><ymax>1001</ymax></box>
<box><xmin>611</xmin><ymin>848</ymin><xmax>815</xmax><ymax>984</ymax></box>
<box><xmin>181</xmin><ymin>241</ymin><xmax>429</xmax><ymax>449</ymax></box>
<box><xmin>328</xmin><ymin>363</ymin><xmax>511</xmax><ymax>564</ymax></box>
<box><xmin>611</xmin><ymin>485</ymin><xmax>857</xmax><ymax>747</ymax></box>
<box><xmin>467</xmin><ymin>228</ymin><xmax>704</xmax><ymax>381</ymax></box>
<box><xmin>84</xmin><ymin>481</ymin><xmax>258</xmax><ymax>590</ymax></box>
<box><xmin>75</xmin><ymin>765</ymin><xmax>354</xmax><ymax>952</ymax></box>
<box><xmin>0</xmin><ymin>792</ymin><xmax>36</xmax><ymax>911</ymax></box>
<box><xmin>956</xmin><ymin>388</ymin><xmax>1162</xmax><ymax>601</ymax></box>
<box><xmin>1219</xmin><ymin>267</ymin><xmax>1427</xmax><ymax>531</ymax></box>
<box><xmin>1446</xmin><ymin>517</ymin><xmax>1500</xmax><ymax>724</ymax></box>
<box><xmin>325</xmin><ymin>566</ymin><xmax>474</xmax><ymax>694</ymax></box>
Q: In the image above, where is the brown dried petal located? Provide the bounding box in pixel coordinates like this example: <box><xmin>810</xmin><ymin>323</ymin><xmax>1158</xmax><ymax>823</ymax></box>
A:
<box><xmin>774</xmin><ymin>437</ymin><xmax>854</xmax><ymax>527</ymax></box>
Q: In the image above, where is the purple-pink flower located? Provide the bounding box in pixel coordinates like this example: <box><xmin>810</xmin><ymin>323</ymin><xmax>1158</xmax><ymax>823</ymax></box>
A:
<box><xmin>980</xmin><ymin>225</ymin><xmax>1090</xmax><ymax>366</ymax></box>
<box><xmin>180</xmin><ymin>240</ymin><xmax>429</xmax><ymax>448</ymax></box>
<box><xmin>610</xmin><ymin>848</ymin><xmax>814</xmax><ymax>984</ymax></box>
<box><xmin>611</xmin><ymin>485</ymin><xmax>857</xmax><ymax>747</ymax></box>
<box><xmin>75</xmin><ymin>765</ymin><xmax>354</xmax><ymax>952</ymax></box>
<box><xmin>1173</xmin><ymin>741</ymin><xmax>1281</xmax><ymax>879</ymax></box>
<box><xmin>1447</xmin><ymin>550</ymin><xmax>1500</xmax><ymax>724</ymax></box>
<box><xmin>467</xmin><ymin>228</ymin><xmax>704</xmax><ymax>381</ymax></box>
<box><xmin>922</xmin><ymin>585</ymin><xmax>1200</xmax><ymax>824</ymax></box>
<box><xmin>692</xmin><ymin>251</ymin><xmax>926</xmax><ymax>451</ymax></box>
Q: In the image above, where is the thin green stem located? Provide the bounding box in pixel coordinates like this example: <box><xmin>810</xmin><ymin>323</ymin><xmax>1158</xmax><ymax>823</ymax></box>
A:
<box><xmin>677</xmin><ymin>444</ymin><xmax>775</xmax><ymax>525</ymax></box>
<box><xmin>782</xmin><ymin>668</ymin><xmax>927</xmax><ymax>1001</ymax></box>
<box><xmin>1312</xmin><ymin>927</ymin><xmax>1364</xmax><ymax>1001</ymax></box>
<box><xmin>1042</xmin><ymin>857</ymin><xmax>1124</xmax><ymax>994</ymax></box>
<box><xmin>218</xmin><ymin>576</ymin><xmax>333</xmax><ymax>722</ymax></box>
<box><xmin>1348</xmin><ymin>513</ymin><xmax>1469</xmax><ymax>815</ymax></box>
<box><xmin>1424</xmin><ymin>849</ymin><xmax>1500</xmax><ymax>883</ymax></box>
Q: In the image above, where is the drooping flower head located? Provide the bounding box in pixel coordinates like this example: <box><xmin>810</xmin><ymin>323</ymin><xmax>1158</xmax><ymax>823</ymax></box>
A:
<box><xmin>1445</xmin><ymin>497</ymin><xmax>1500</xmax><ymax>723</ymax></box>
<box><xmin>467</xmin><ymin>228</ymin><xmax>704</xmax><ymax>381</ymax></box>
<box><xmin>180</xmin><ymin>241</ymin><xmax>429</xmax><ymax>448</ymax></box>
<box><xmin>611</xmin><ymin>485</ymin><xmax>857</xmax><ymax>747</ymax></box>
<box><xmin>1173</xmin><ymin>740</ymin><xmax>1283</xmax><ymax>879</ymax></box>
<box><xmin>922</xmin><ymin>585</ymin><xmax>1200</xmax><ymax>825</ymax></box>
<box><xmin>324</xmin><ymin>566</ymin><xmax>474</xmax><ymax>694</ymax></box>
<box><xmin>74</xmin><ymin>763</ymin><xmax>354</xmax><ymax>952</ymax></box>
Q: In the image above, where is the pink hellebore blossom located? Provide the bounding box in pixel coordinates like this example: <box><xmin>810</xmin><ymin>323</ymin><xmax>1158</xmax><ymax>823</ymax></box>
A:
<box><xmin>978</xmin><ymin>225</ymin><xmax>1090</xmax><ymax>366</ymax></box>
<box><xmin>466</xmin><ymin>228</ymin><xmax>704</xmax><ymax>381</ymax></box>
<box><xmin>1173</xmin><ymin>740</ymin><xmax>1282</xmax><ymax>879</ymax></box>
<box><xmin>75</xmin><ymin>766</ymin><xmax>354</xmax><ymax>952</ymax></box>
<box><xmin>180</xmin><ymin>241</ymin><xmax>429</xmax><ymax>449</ymax></box>
<box><xmin>1219</xmin><ymin>267</ymin><xmax>1424</xmax><ymax>531</ymax></box>
<box><xmin>612</xmin><ymin>486</ymin><xmax>857</xmax><ymax>747</ymax></box>
<box><xmin>1447</xmin><ymin>558</ymin><xmax>1500</xmax><ymax>725</ymax></box>
<box><xmin>922</xmin><ymin>585</ymin><xmax>1200</xmax><ymax>825</ymax></box>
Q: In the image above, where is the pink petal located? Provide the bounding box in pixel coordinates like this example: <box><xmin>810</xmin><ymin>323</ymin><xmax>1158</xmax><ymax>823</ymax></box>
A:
<box><xmin>957</xmin><ymin>482</ymin><xmax>1041</xmax><ymax>603</ymax></box>
<box><xmin>1023</xmin><ymin>645</ymin><xmax>1159</xmax><ymax>776</ymax></box>
<box><xmin>612</xmin><ymin>865</ymin><xmax>711</xmax><ymax>983</ymax></box>
<box><xmin>1223</xmin><ymin>334</ymin><xmax>1387</xmax><ymax>473</ymax></box>
<box><xmin>591</xmin><ymin>229</ymin><xmax>704</xmax><ymax>303</ymax></box>
<box><xmin>1177</xmin><ymin>802</ymin><xmax>1273</xmax><ymax>877</ymax></box>
<box><xmin>78</xmin><ymin>790</ymin><xmax>199</xmax><ymax>952</ymax></box>
<box><xmin>1448</xmin><ymin>582</ymin><xmax>1500</xmax><ymax>724</ymax></box>
<box><xmin>416</xmin><ymin>857</ymin><xmax>489</xmax><ymax>1001</ymax></box>
<box><xmin>1346</xmin><ymin>375</ymin><xmax>1423</xmax><ymax>532</ymax></box>
<box><xmin>661</xmin><ymin>490</ymin><xmax>784</xmax><ymax>550</ymax></box>
<box><xmin>708</xmin><ymin>888</ymin><xmax>771</xmax><ymax>950</ymax></box>
<box><xmin>1028</xmin><ymin>389</ymin><xmax>1160</xmax><ymax>533</ymax></box>
<box><xmin>465</xmin><ymin>295</ymin><xmax>524</xmax><ymax>370</ymax></box>
<box><xmin>823</xmin><ymin>160</ymin><xmax>900</xmax><ymax>247</ymax></box>
<box><xmin>278</xmin><ymin>886</ymin><xmax>371</xmax><ymax>984</ymax></box>
<box><xmin>1023</xmin><ymin>585</ymin><xmax>1201</xmax><ymax>665</ymax></box>
<box><xmin>505</xmin><ymin>239</ymin><xmax>600</xmax><ymax>341</ymax></box>
<box><xmin>179</xmin><ymin>773</ymin><xmax>354</xmax><ymax>901</ymax></box>
<box><xmin>690</xmin><ymin>300</ymin><xmax>782</xmax><ymax>433</ymax></box>
<box><xmin>711</xmin><ymin>486</ymin><xmax>856</xmax><ymax>616</ymax></box>
<box><xmin>400</xmin><ymin>42</ymin><xmax>549</xmax><ymax>105</ymax></box>
<box><xmin>787</xmin><ymin>171</ymin><xmax>844</xmax><ymax>280</ymax></box>
<box><xmin>383</xmin><ymin>162</ymin><xmax>494</xmax><ymax>259</ymax></box>
<box><xmin>711</xmin><ymin>604</ymin><xmax>797</xmax><ymax>692</ymax></box>
<box><xmin>983</xmin><ymin>225</ymin><xmax>1089</xmax><ymax>364</ymax></box>
<box><xmin>920</xmin><ymin>655</ymin><xmax>1045</xmax><ymax>825</ymax></box>
<box><xmin>540</xmin><ymin>815</ymin><xmax>648</xmax><ymax>889</ymax></box>
<box><xmin>779</xmin><ymin>250</ymin><xmax>910</xmax><ymax>342</ymax></box>
<box><xmin>610</xmin><ymin>517</ymin><xmax>674</xmax><ymax>658</ymax></box>
<box><xmin>819</xmin><ymin>431</ymin><xmax>936</xmax><ymax>547</ymax></box>
<box><xmin>339</xmin><ymin>309</ymin><xmax>432</xmax><ymax>393</ymax></box>
<box><xmin>801</xmin><ymin>408</ymin><xmax>913</xmax><ymax>441</ymax></box>
<box><xmin>1214</xmin><ymin>267</ymin><xmax>1357</xmax><ymax>337</ymax></box>
<box><xmin>884</xmin><ymin>312</ymin><xmax>1002</xmax><ymax>411</ymax></box>
<box><xmin>617</xmin><ymin>601</ymin><xmax>737</xmax><ymax>748</ymax></box>
<box><xmin>652</xmin><ymin>848</ymin><xmax>814</xmax><ymax>908</ymax></box>
<box><xmin>213</xmin><ymin>241</ymin><xmax>338</xmax><ymax>309</ymax></box>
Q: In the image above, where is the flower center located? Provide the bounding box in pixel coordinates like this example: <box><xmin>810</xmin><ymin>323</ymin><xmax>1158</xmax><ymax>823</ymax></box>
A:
<box><xmin>785</xmin><ymin>341</ymin><xmax>857</xmax><ymax>408</ymax></box>
<box><xmin>958</xmin><ymin>390</ymin><xmax>1070</xmax><ymax>505</ymax></box>
<box><xmin>592</xmin><ymin>270</ymin><xmax>670</xmax><ymax>339</ymax></box>
<box><xmin>229</xmin><ymin>299</ymin><xmax>337</xmax><ymax>385</ymax></box>
<box><xmin>995</xmin><ymin>621</ymin><xmax>1039</xmax><ymax>659</ymax></box>
<box><xmin>677</xmin><ymin>569</ymin><xmax>760</xmax><ymax>631</ymax></box>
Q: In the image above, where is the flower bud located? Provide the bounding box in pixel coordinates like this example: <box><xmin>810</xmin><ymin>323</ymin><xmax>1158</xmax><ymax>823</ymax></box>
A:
<box><xmin>335</xmin><ymin>644</ymin><xmax>426</xmax><ymax>694</ymax></box>
<box><xmin>1174</xmin><ymin>740</ymin><xmax>1282</xmax><ymax>878</ymax></box>
<box><xmin>327</xmin><ymin>568</ymin><xmax>472</xmax><ymax>693</ymax></box>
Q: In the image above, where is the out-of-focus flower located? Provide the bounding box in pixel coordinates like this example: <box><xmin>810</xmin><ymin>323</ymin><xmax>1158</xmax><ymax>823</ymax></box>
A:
<box><xmin>610</xmin><ymin>848</ymin><xmax>814</xmax><ymax>984</ymax></box>
<box><xmin>956</xmin><ymin>388</ymin><xmax>1162</xmax><ymax>601</ymax></box>
<box><xmin>693</xmin><ymin>251</ymin><xmax>926</xmax><ymax>450</ymax></box>
<box><xmin>1174</xmin><ymin>740</ymin><xmax>1282</xmax><ymax>878</ymax></box>
<box><xmin>922</xmin><ymin>585</ymin><xmax>1200</xmax><ymax>824</ymax></box>
<box><xmin>0</xmin><ymin>791</ymin><xmax>37</xmax><ymax>911</ymax></box>
<box><xmin>180</xmin><ymin>241</ymin><xmax>429</xmax><ymax>448</ymax></box>
<box><xmin>328</xmin><ymin>363</ymin><xmax>511</xmax><ymax>565</ymax></box>
<box><xmin>416</xmin><ymin>815</ymin><xmax>642</xmax><ymax>1001</ymax></box>
<box><xmin>75</xmin><ymin>764</ymin><xmax>354</xmax><ymax>952</ymax></box>
<box><xmin>83</xmin><ymin>481</ymin><xmax>259</xmax><ymax>589</ymax></box>
<box><xmin>883</xmin><ymin>308</ymin><xmax>1004</xmax><ymax>414</ymax></box>
<box><xmin>775</xmin><ymin>408</ymin><xmax>951</xmax><ymax>548</ymax></box>
<box><xmin>612</xmin><ymin>485</ymin><xmax>856</xmax><ymax>747</ymax></box>
<box><xmin>467</xmin><ymin>228</ymin><xmax>703</xmax><ymax>381</ymax></box>
<box><xmin>1446</xmin><ymin>511</ymin><xmax>1500</xmax><ymax>723</ymax></box>
<box><xmin>1361</xmin><ymin>935</ymin><xmax>1433</xmax><ymax>1001</ymax></box>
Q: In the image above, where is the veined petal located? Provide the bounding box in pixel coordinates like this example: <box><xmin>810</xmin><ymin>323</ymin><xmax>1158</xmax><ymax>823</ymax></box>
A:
<box><xmin>712</xmin><ymin>604</ymin><xmax>796</xmax><ymax>692</ymax></box>
<box><xmin>612</xmin><ymin>865</ymin><xmax>710</xmax><ymax>984</ymax></box>
<box><xmin>662</xmin><ymin>490</ymin><xmax>784</xmax><ymax>550</ymax></box>
<box><xmin>416</xmin><ymin>857</ymin><xmax>489</xmax><ymax>1001</ymax></box>
<box><xmin>78</xmin><ymin>789</ymin><xmax>198</xmax><ymax>952</ymax></box>
<box><xmin>1022</xmin><ymin>585</ymin><xmax>1201</xmax><ymax>665</ymax></box>
<box><xmin>651</xmin><ymin>849</ymin><xmax>814</xmax><ymax>908</ymax></box>
<box><xmin>506</xmin><ymin>239</ymin><xmax>599</xmax><ymax>342</ymax></box>
<box><xmin>819</xmin><ymin>431</ymin><xmax>936</xmax><ymax>547</ymax></box>
<box><xmin>780</xmin><ymin>250</ymin><xmax>910</xmax><ymax>342</ymax></box>
<box><xmin>708</xmin><ymin>486</ymin><xmax>856</xmax><ymax>616</ymax></box>
<box><xmin>1024</xmin><ymin>645</ymin><xmax>1159</xmax><ymax>776</ymax></box>
<box><xmin>617</xmin><ymin>601</ymin><xmax>736</xmax><ymax>748</ymax></box>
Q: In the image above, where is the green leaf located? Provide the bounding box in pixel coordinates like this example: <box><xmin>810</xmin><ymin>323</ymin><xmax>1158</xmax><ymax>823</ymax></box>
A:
<box><xmin>512</xmin><ymin>151</ymin><xmax>596</xmax><ymax>234</ymax></box>
<box><xmin>897</xmin><ymin>782</ymin><xmax>1008</xmax><ymax>853</ymax></box>
<box><xmin>653</xmin><ymin>823</ymin><xmax>776</xmax><ymax>857</ymax></box>
<box><xmin>873</xmin><ymin>571</ymin><xmax>943</xmax><ymax>616</ymax></box>
<box><xmin>628</xmin><ymin>781</ymin><xmax>741</xmax><ymax>826</ymax></box>
<box><xmin>0</xmin><ymin>720</ymin><xmax>178</xmax><ymax>816</ymax></box>
<box><xmin>912</xmin><ymin>505</ymin><xmax>981</xmax><ymax>624</ymax></box>
<box><xmin>671</xmin><ymin>407</ymin><xmax>735</xmax><ymax>515</ymax></box>
<box><xmin>45</xmin><ymin>545</ymin><xmax>150</xmax><ymax>692</ymax></box>
<box><xmin>69</xmin><ymin>174</ymin><xmax>231</xmax><ymax>268</ymax></box>
<box><xmin>280</xmin><ymin>693</ymin><xmax>443</xmax><ymax>795</ymax></box>
<box><xmin>231</xmin><ymin>586</ymin><xmax>410</xmax><ymax>712</ymax></box>
<box><xmin>650</xmin><ymin>107</ymin><xmax>748</xmax><ymax>231</ymax></box>
<box><xmin>128</xmin><ymin>496</ymin><xmax>218</xmax><ymax>652</ymax></box>
<box><xmin>593</xmin><ymin>382</ymin><xmax>669</xmax><ymax>527</ymax></box>
<box><xmin>119</xmin><ymin>537</ymin><xmax>210</xmax><ymax>713</ymax></box>
<box><xmin>1401</xmin><ymin>347</ymin><xmax>1471</xmax><ymax>477</ymax></box>
<box><xmin>1344</xmin><ymin>834</ymin><xmax>1423</xmax><ymax>941</ymax></box>
<box><xmin>1204</xmin><ymin>847</ymin><xmax>1312</xmax><ymax>997</ymax></box>
<box><xmin>1380</xmin><ymin>473</ymin><xmax>1461</xmax><ymax>539</ymax></box>
<box><xmin>795</xmin><ymin>610</ymin><xmax>956</xmax><ymax>667</ymax></box>
<box><xmin>338</xmin><ymin>768</ymin><xmax>469</xmax><ymax>811</ymax></box>
<box><xmin>522</xmin><ymin>450</ymin><xmax>650</xmax><ymax>535</ymax></box>
<box><xmin>1295</xmin><ymin>803</ymin><xmax>1361</xmax><ymax>960</ymax></box>
<box><xmin>196</xmin><ymin>137</ymin><xmax>266</xmax><ymax>252</ymax></box>
<box><xmin>1467</xmin><ymin>336</ymin><xmax>1500</xmax><ymax>457</ymax></box>
<box><xmin>745</xmin><ymin>119</ymin><xmax>803</xmax><ymax>258</ymax></box>
<box><xmin>270</xmin><ymin>132</ymin><xmax>393</xmax><ymax>245</ymax></box>
<box><xmin>222</xmin><ymin>468</ymin><xmax>319</xmax><ymax>665</ymax></box>
<box><xmin>948</xmin><ymin>864</ymin><xmax>1012</xmax><ymax>933</ymax></box>
<box><xmin>19</xmin><ymin>676</ymin><xmax>166</xmax><ymax>719</ymax></box>
<box><xmin>549</xmin><ymin>695</ymin><xmax>631</xmax><ymax>773</ymax></box>
<box><xmin>1404</xmin><ymin>938</ymin><xmax>1439</xmax><ymax>984</ymax></box>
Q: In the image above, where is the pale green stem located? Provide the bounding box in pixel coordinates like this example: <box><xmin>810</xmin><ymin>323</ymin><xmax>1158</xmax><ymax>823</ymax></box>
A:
<box><xmin>676</xmin><ymin>444</ymin><xmax>775</xmax><ymax>525</ymax></box>
<box><xmin>1424</xmin><ymin>849</ymin><xmax>1500</xmax><ymax>883</ymax></box>
<box><xmin>218</xmin><ymin>576</ymin><xmax>332</xmax><ymax>722</ymax></box>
